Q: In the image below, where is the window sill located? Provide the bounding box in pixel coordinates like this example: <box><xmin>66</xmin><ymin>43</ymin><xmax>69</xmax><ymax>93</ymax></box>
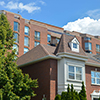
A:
<box><xmin>91</xmin><ymin>83</ymin><xmax>100</xmax><ymax>86</ymax></box>
<box><xmin>67</xmin><ymin>79</ymin><xmax>82</xmax><ymax>83</ymax></box>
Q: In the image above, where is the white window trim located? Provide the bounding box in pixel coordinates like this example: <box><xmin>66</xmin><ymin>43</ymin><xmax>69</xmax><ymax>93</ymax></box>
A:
<box><xmin>68</xmin><ymin>65</ymin><xmax>82</xmax><ymax>81</ymax></box>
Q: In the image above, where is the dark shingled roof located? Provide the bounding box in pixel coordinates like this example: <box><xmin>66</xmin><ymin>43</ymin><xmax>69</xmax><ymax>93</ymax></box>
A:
<box><xmin>86</xmin><ymin>53</ymin><xmax>100</xmax><ymax>65</ymax></box>
<box><xmin>54</xmin><ymin>34</ymin><xmax>87</xmax><ymax>56</ymax></box>
<box><xmin>17</xmin><ymin>44</ymin><xmax>56</xmax><ymax>65</ymax></box>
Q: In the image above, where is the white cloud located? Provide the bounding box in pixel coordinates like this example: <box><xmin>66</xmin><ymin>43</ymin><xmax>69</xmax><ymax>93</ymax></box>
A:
<box><xmin>0</xmin><ymin>1</ymin><xmax>41</xmax><ymax>13</ymax></box>
<box><xmin>6</xmin><ymin>1</ymin><xmax>18</xmax><ymax>9</ymax></box>
<box><xmin>63</xmin><ymin>17</ymin><xmax>100</xmax><ymax>36</ymax></box>
<box><xmin>18</xmin><ymin>3</ymin><xmax>40</xmax><ymax>13</ymax></box>
<box><xmin>39</xmin><ymin>0</ymin><xmax>46</xmax><ymax>5</ymax></box>
<box><xmin>86</xmin><ymin>9</ymin><xmax>100</xmax><ymax>19</ymax></box>
<box><xmin>0</xmin><ymin>1</ymin><xmax>5</xmax><ymax>6</ymax></box>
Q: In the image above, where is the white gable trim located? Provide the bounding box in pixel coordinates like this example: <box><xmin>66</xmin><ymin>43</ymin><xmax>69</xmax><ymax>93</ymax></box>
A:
<box><xmin>71</xmin><ymin>37</ymin><xmax>79</xmax><ymax>44</ymax></box>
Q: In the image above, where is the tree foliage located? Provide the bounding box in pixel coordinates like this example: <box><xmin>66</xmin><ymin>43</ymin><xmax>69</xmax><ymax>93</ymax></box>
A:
<box><xmin>79</xmin><ymin>82</ymin><xmax>87</xmax><ymax>100</ymax></box>
<box><xmin>55</xmin><ymin>82</ymin><xmax>87</xmax><ymax>100</ymax></box>
<box><xmin>55</xmin><ymin>94</ymin><xmax>61</xmax><ymax>100</ymax></box>
<box><xmin>0</xmin><ymin>13</ymin><xmax>38</xmax><ymax>100</ymax></box>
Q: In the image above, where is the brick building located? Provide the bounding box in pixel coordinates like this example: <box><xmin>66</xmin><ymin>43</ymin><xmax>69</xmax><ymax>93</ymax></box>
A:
<box><xmin>17</xmin><ymin>34</ymin><xmax>100</xmax><ymax>100</ymax></box>
<box><xmin>0</xmin><ymin>10</ymin><xmax>100</xmax><ymax>57</ymax></box>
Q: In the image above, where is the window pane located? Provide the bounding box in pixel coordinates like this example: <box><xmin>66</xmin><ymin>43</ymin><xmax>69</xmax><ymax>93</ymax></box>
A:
<box><xmin>47</xmin><ymin>34</ymin><xmax>51</xmax><ymax>42</ymax></box>
<box><xmin>13</xmin><ymin>33</ymin><xmax>18</xmax><ymax>43</ymax></box>
<box><xmin>24</xmin><ymin>26</ymin><xmax>29</xmax><ymax>36</ymax></box>
<box><xmin>73</xmin><ymin>43</ymin><xmax>77</xmax><ymax>49</ymax></box>
<box><xmin>76</xmin><ymin>74</ymin><xmax>82</xmax><ymax>80</ymax></box>
<box><xmin>13</xmin><ymin>44</ymin><xmax>18</xmax><ymax>55</ymax></box>
<box><xmin>24</xmin><ymin>37</ymin><xmax>29</xmax><ymax>47</ymax></box>
<box><xmin>69</xmin><ymin>66</ymin><xmax>74</xmax><ymax>72</ymax></box>
<box><xmin>24</xmin><ymin>48</ymin><xmax>29</xmax><ymax>54</ymax></box>
<box><xmin>69</xmin><ymin>73</ymin><xmax>75</xmax><ymax>79</ymax></box>
<box><xmin>96</xmin><ymin>72</ymin><xmax>100</xmax><ymax>78</ymax></box>
<box><xmin>76</xmin><ymin>67</ymin><xmax>82</xmax><ymax>73</ymax></box>
<box><xmin>91</xmin><ymin>71</ymin><xmax>95</xmax><ymax>77</ymax></box>
<box><xmin>35</xmin><ymin>31</ymin><xmax>40</xmax><ymax>40</ymax></box>
<box><xmin>97</xmin><ymin>79</ymin><xmax>100</xmax><ymax>84</ymax></box>
<box><xmin>91</xmin><ymin>78</ymin><xmax>95</xmax><ymax>84</ymax></box>
<box><xmin>14</xmin><ymin>22</ymin><xmax>19</xmax><ymax>32</ymax></box>
<box><xmin>85</xmin><ymin>42</ymin><xmax>92</xmax><ymax>50</ymax></box>
<box><xmin>35</xmin><ymin>41</ymin><xmax>40</xmax><ymax>47</ymax></box>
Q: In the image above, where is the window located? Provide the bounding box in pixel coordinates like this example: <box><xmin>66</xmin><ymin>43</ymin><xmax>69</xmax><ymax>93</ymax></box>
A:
<box><xmin>35</xmin><ymin>41</ymin><xmax>40</xmax><ymax>47</ymax></box>
<box><xmin>24</xmin><ymin>37</ymin><xmax>29</xmax><ymax>47</ymax></box>
<box><xmin>35</xmin><ymin>31</ymin><xmax>40</xmax><ymax>40</ymax></box>
<box><xmin>56</xmin><ymin>38</ymin><xmax>60</xmax><ymax>43</ymax></box>
<box><xmin>91</xmin><ymin>71</ymin><xmax>100</xmax><ymax>84</ymax></box>
<box><xmin>13</xmin><ymin>44</ymin><xmax>19</xmax><ymax>55</ymax></box>
<box><xmin>96</xmin><ymin>44</ymin><xmax>100</xmax><ymax>52</ymax></box>
<box><xmin>84</xmin><ymin>37</ymin><xmax>91</xmax><ymax>40</ymax></box>
<box><xmin>14</xmin><ymin>22</ymin><xmax>19</xmax><ymax>32</ymax></box>
<box><xmin>73</xmin><ymin>43</ymin><xmax>77</xmax><ymax>49</ymax></box>
<box><xmin>24</xmin><ymin>26</ymin><xmax>29</xmax><ymax>36</ymax></box>
<box><xmin>47</xmin><ymin>34</ymin><xmax>51</xmax><ymax>42</ymax></box>
<box><xmin>68</xmin><ymin>65</ymin><xmax>82</xmax><ymax>80</ymax></box>
<box><xmin>24</xmin><ymin>48</ymin><xmax>29</xmax><ymax>54</ymax></box>
<box><xmin>85</xmin><ymin>42</ymin><xmax>92</xmax><ymax>50</ymax></box>
<box><xmin>13</xmin><ymin>33</ymin><xmax>19</xmax><ymax>43</ymax></box>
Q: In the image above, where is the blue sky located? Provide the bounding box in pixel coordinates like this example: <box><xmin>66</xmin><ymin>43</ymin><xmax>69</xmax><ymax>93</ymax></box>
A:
<box><xmin>0</xmin><ymin>0</ymin><xmax>100</xmax><ymax>36</ymax></box>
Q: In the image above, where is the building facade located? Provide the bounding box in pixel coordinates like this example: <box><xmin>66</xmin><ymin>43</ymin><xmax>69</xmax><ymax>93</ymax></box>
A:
<box><xmin>17</xmin><ymin>34</ymin><xmax>100</xmax><ymax>100</ymax></box>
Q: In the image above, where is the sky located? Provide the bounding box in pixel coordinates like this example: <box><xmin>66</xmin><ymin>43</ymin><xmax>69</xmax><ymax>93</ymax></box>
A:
<box><xmin>0</xmin><ymin>0</ymin><xmax>100</xmax><ymax>36</ymax></box>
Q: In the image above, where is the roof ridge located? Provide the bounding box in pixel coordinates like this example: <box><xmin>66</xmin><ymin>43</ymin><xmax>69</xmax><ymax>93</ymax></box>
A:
<box><xmin>40</xmin><ymin>44</ymin><xmax>50</xmax><ymax>55</ymax></box>
<box><xmin>63</xmin><ymin>34</ymin><xmax>66</xmax><ymax>52</ymax></box>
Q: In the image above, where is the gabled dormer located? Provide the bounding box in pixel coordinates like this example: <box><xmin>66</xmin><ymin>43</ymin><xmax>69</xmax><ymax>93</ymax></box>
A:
<box><xmin>69</xmin><ymin>37</ymin><xmax>79</xmax><ymax>52</ymax></box>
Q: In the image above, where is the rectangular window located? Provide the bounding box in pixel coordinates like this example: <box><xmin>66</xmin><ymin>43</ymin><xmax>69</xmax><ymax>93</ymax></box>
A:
<box><xmin>35</xmin><ymin>41</ymin><xmax>40</xmax><ymax>47</ymax></box>
<box><xmin>24</xmin><ymin>37</ymin><xmax>29</xmax><ymax>47</ymax></box>
<box><xmin>35</xmin><ymin>31</ymin><xmax>40</xmax><ymax>40</ymax></box>
<box><xmin>24</xmin><ymin>48</ymin><xmax>29</xmax><ymax>54</ymax></box>
<box><xmin>14</xmin><ymin>22</ymin><xmax>19</xmax><ymax>32</ymax></box>
<box><xmin>13</xmin><ymin>44</ymin><xmax>19</xmax><ymax>55</ymax></box>
<box><xmin>47</xmin><ymin>34</ymin><xmax>51</xmax><ymax>42</ymax></box>
<box><xmin>96</xmin><ymin>44</ymin><xmax>100</xmax><ymax>52</ymax></box>
<box><xmin>85</xmin><ymin>42</ymin><xmax>92</xmax><ymax>50</ymax></box>
<box><xmin>73</xmin><ymin>43</ymin><xmax>77</xmax><ymax>49</ymax></box>
<box><xmin>13</xmin><ymin>33</ymin><xmax>19</xmax><ymax>43</ymax></box>
<box><xmin>68</xmin><ymin>65</ymin><xmax>82</xmax><ymax>80</ymax></box>
<box><xmin>84</xmin><ymin>37</ymin><xmax>91</xmax><ymax>40</ymax></box>
<box><xmin>91</xmin><ymin>71</ymin><xmax>100</xmax><ymax>84</ymax></box>
<box><xmin>24</xmin><ymin>26</ymin><xmax>29</xmax><ymax>36</ymax></box>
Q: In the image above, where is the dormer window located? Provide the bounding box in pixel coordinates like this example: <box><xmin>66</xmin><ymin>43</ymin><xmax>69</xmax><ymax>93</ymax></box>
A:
<box><xmin>69</xmin><ymin>37</ymin><xmax>79</xmax><ymax>52</ymax></box>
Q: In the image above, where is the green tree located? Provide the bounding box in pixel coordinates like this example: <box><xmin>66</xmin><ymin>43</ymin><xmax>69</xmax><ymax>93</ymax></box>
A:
<box><xmin>61</xmin><ymin>92</ymin><xmax>67</xmax><ymax>100</ymax></box>
<box><xmin>71</xmin><ymin>84</ymin><xmax>76</xmax><ymax>100</ymax></box>
<box><xmin>79</xmin><ymin>82</ymin><xmax>87</xmax><ymax>100</ymax></box>
<box><xmin>0</xmin><ymin>13</ymin><xmax>38</xmax><ymax>99</ymax></box>
<box><xmin>74</xmin><ymin>90</ymin><xmax>80</xmax><ymax>100</ymax></box>
<box><xmin>67</xmin><ymin>84</ymin><xmax>71</xmax><ymax>100</ymax></box>
<box><xmin>55</xmin><ymin>94</ymin><xmax>61</xmax><ymax>100</ymax></box>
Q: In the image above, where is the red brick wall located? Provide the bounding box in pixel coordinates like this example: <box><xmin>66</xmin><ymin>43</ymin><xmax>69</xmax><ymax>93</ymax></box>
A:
<box><xmin>20</xmin><ymin>59</ymin><xmax>57</xmax><ymax>100</ymax></box>
<box><xmin>5</xmin><ymin>11</ymin><xmax>49</xmax><ymax>57</ymax></box>
<box><xmin>85</xmin><ymin>65</ymin><xmax>100</xmax><ymax>100</ymax></box>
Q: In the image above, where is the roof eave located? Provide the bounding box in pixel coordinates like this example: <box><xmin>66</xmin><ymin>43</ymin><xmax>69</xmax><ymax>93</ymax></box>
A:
<box><xmin>86</xmin><ymin>62</ymin><xmax>100</xmax><ymax>67</ymax></box>
<box><xmin>56</xmin><ymin>52</ymin><xmax>88</xmax><ymax>61</ymax></box>
<box><xmin>18</xmin><ymin>55</ymin><xmax>61</xmax><ymax>68</ymax></box>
